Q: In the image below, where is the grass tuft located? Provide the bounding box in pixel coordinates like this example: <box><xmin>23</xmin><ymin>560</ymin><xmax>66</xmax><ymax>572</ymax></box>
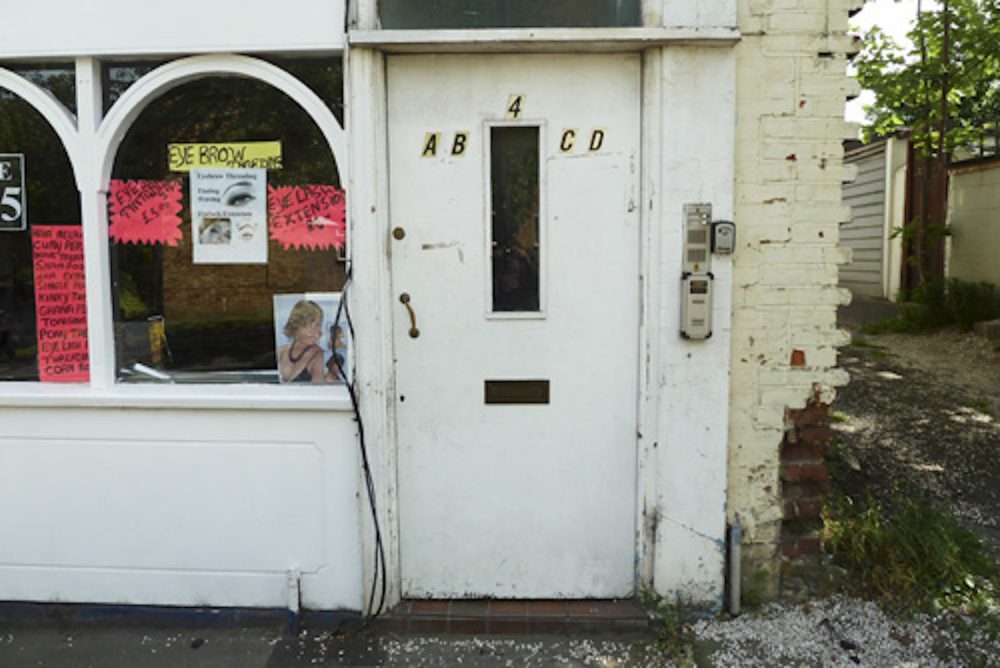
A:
<box><xmin>824</xmin><ymin>494</ymin><xmax>1000</xmax><ymax>620</ymax></box>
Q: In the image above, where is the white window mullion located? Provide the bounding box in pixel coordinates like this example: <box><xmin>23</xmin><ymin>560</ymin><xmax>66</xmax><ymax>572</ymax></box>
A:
<box><xmin>76</xmin><ymin>57</ymin><xmax>116</xmax><ymax>390</ymax></box>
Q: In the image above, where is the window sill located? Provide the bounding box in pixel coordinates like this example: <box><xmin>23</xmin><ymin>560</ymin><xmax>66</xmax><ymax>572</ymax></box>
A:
<box><xmin>0</xmin><ymin>383</ymin><xmax>354</xmax><ymax>411</ymax></box>
<box><xmin>348</xmin><ymin>27</ymin><xmax>741</xmax><ymax>53</ymax></box>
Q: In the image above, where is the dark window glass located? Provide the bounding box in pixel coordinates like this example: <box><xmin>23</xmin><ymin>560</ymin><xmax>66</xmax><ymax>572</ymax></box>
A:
<box><xmin>102</xmin><ymin>62</ymin><xmax>167</xmax><ymax>115</ymax></box>
<box><xmin>103</xmin><ymin>58</ymin><xmax>344</xmax><ymax>123</ymax></box>
<box><xmin>380</xmin><ymin>0</ymin><xmax>641</xmax><ymax>29</ymax></box>
<box><xmin>0</xmin><ymin>91</ymin><xmax>82</xmax><ymax>381</ymax></box>
<box><xmin>110</xmin><ymin>71</ymin><xmax>346</xmax><ymax>384</ymax></box>
<box><xmin>491</xmin><ymin>126</ymin><xmax>539</xmax><ymax>312</ymax></box>
<box><xmin>259</xmin><ymin>57</ymin><xmax>345</xmax><ymax>124</ymax></box>
<box><xmin>0</xmin><ymin>62</ymin><xmax>76</xmax><ymax>113</ymax></box>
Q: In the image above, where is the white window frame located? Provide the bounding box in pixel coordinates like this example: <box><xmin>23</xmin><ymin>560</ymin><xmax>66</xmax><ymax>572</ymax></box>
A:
<box><xmin>0</xmin><ymin>55</ymin><xmax>353</xmax><ymax>410</ymax></box>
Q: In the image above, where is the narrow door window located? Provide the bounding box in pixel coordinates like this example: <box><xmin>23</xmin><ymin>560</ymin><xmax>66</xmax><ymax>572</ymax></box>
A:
<box><xmin>490</xmin><ymin>126</ymin><xmax>539</xmax><ymax>313</ymax></box>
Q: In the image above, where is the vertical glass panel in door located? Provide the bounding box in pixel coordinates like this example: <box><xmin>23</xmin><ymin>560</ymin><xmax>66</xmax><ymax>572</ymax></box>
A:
<box><xmin>379</xmin><ymin>0</ymin><xmax>641</xmax><ymax>29</ymax></box>
<box><xmin>491</xmin><ymin>126</ymin><xmax>539</xmax><ymax>313</ymax></box>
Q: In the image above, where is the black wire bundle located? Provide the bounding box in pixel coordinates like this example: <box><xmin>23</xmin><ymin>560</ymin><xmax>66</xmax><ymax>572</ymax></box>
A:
<box><xmin>331</xmin><ymin>265</ymin><xmax>387</xmax><ymax>619</ymax></box>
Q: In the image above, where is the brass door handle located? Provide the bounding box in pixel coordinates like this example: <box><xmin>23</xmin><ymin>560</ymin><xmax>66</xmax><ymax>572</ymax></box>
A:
<box><xmin>399</xmin><ymin>293</ymin><xmax>420</xmax><ymax>338</ymax></box>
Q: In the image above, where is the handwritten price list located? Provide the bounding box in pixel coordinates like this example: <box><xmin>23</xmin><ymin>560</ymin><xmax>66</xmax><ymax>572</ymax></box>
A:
<box><xmin>109</xmin><ymin>179</ymin><xmax>183</xmax><ymax>246</ymax></box>
<box><xmin>31</xmin><ymin>226</ymin><xmax>89</xmax><ymax>382</ymax></box>
<box><xmin>268</xmin><ymin>185</ymin><xmax>347</xmax><ymax>250</ymax></box>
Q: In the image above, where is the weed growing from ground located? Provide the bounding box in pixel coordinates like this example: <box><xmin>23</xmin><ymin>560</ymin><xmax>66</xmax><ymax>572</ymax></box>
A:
<box><xmin>638</xmin><ymin>586</ymin><xmax>695</xmax><ymax>662</ymax></box>
<box><xmin>823</xmin><ymin>493</ymin><xmax>1000</xmax><ymax>628</ymax></box>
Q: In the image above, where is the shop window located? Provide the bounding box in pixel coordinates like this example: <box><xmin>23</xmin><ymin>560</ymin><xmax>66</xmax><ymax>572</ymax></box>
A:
<box><xmin>0</xmin><ymin>62</ymin><xmax>76</xmax><ymax>113</ymax></box>
<box><xmin>379</xmin><ymin>0</ymin><xmax>641</xmax><ymax>29</ymax></box>
<box><xmin>0</xmin><ymin>89</ymin><xmax>83</xmax><ymax>381</ymax></box>
<box><xmin>110</xmin><ymin>68</ymin><xmax>348</xmax><ymax>384</ymax></box>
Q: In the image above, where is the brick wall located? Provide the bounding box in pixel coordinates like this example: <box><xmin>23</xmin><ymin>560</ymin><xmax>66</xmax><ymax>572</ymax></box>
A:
<box><xmin>781</xmin><ymin>391</ymin><xmax>830</xmax><ymax>567</ymax></box>
<box><xmin>729</xmin><ymin>0</ymin><xmax>860</xmax><ymax>597</ymax></box>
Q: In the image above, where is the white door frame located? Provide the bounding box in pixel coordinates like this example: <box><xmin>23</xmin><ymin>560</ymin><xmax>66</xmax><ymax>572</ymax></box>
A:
<box><xmin>348</xmin><ymin>42</ymin><xmax>736</xmax><ymax>611</ymax></box>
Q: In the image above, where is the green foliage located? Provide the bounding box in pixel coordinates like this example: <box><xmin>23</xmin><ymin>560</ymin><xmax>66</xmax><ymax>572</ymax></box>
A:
<box><xmin>855</xmin><ymin>0</ymin><xmax>1000</xmax><ymax>156</ymax></box>
<box><xmin>824</xmin><ymin>494</ymin><xmax>1000</xmax><ymax>616</ymax></box>
<box><xmin>860</xmin><ymin>278</ymin><xmax>1000</xmax><ymax>333</ymax></box>
<box><xmin>117</xmin><ymin>273</ymin><xmax>150</xmax><ymax>321</ymax></box>
<box><xmin>947</xmin><ymin>279</ymin><xmax>1000</xmax><ymax>329</ymax></box>
<box><xmin>638</xmin><ymin>586</ymin><xmax>695</xmax><ymax>660</ymax></box>
<box><xmin>741</xmin><ymin>569</ymin><xmax>769</xmax><ymax>609</ymax></box>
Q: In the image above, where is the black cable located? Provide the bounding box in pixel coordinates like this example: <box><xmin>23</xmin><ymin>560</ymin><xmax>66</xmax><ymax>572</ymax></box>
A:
<box><xmin>332</xmin><ymin>265</ymin><xmax>387</xmax><ymax>619</ymax></box>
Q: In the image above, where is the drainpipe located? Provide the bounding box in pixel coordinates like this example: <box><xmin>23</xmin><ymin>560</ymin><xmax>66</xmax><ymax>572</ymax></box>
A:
<box><xmin>728</xmin><ymin>521</ymin><xmax>742</xmax><ymax>616</ymax></box>
<box><xmin>287</xmin><ymin>568</ymin><xmax>301</xmax><ymax>616</ymax></box>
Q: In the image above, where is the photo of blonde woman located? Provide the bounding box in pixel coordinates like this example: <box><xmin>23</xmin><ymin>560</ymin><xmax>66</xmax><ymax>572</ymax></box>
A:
<box><xmin>273</xmin><ymin>293</ymin><xmax>350</xmax><ymax>384</ymax></box>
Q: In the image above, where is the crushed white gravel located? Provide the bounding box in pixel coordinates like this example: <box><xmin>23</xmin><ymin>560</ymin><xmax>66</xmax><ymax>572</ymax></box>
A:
<box><xmin>363</xmin><ymin>595</ymin><xmax>998</xmax><ymax>666</ymax></box>
<box><xmin>692</xmin><ymin>595</ymin><xmax>999</xmax><ymax>667</ymax></box>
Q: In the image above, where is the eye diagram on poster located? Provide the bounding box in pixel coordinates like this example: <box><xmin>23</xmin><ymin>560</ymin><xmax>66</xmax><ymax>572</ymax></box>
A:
<box><xmin>191</xmin><ymin>168</ymin><xmax>268</xmax><ymax>264</ymax></box>
<box><xmin>0</xmin><ymin>154</ymin><xmax>26</xmax><ymax>231</ymax></box>
<box><xmin>273</xmin><ymin>293</ymin><xmax>351</xmax><ymax>385</ymax></box>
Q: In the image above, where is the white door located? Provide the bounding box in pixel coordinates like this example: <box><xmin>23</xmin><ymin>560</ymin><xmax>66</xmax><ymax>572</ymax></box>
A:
<box><xmin>388</xmin><ymin>54</ymin><xmax>640</xmax><ymax>599</ymax></box>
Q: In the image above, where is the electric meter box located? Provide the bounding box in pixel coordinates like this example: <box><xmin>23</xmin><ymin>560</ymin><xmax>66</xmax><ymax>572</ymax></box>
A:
<box><xmin>681</xmin><ymin>272</ymin><xmax>713</xmax><ymax>340</ymax></box>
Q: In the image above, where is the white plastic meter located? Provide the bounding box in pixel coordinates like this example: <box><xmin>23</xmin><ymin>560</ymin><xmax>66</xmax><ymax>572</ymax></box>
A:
<box><xmin>681</xmin><ymin>272</ymin><xmax>713</xmax><ymax>339</ymax></box>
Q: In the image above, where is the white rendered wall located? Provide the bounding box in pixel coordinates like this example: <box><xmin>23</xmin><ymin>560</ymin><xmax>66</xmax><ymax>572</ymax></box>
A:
<box><xmin>0</xmin><ymin>407</ymin><xmax>362</xmax><ymax>610</ymax></box>
<box><xmin>649</xmin><ymin>46</ymin><xmax>735</xmax><ymax>606</ymax></box>
<box><xmin>947</xmin><ymin>162</ymin><xmax>1000</xmax><ymax>286</ymax></box>
<box><xmin>3</xmin><ymin>1</ymin><xmax>345</xmax><ymax>58</ymax></box>
<box><xmin>885</xmin><ymin>137</ymin><xmax>908</xmax><ymax>301</ymax></box>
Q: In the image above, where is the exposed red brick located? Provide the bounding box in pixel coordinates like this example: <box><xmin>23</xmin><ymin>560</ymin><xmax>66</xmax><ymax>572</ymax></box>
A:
<box><xmin>781</xmin><ymin>537</ymin><xmax>800</xmax><ymax>558</ymax></box>
<box><xmin>796</xmin><ymin>536</ymin><xmax>821</xmax><ymax>554</ymax></box>
<box><xmin>790</xmin><ymin>349</ymin><xmax>806</xmax><ymax>366</ymax></box>
<box><xmin>790</xmin><ymin>404</ymin><xmax>829</xmax><ymax>428</ymax></box>
<box><xmin>781</xmin><ymin>441</ymin><xmax>826</xmax><ymax>461</ymax></box>
<box><xmin>795</xmin><ymin>480</ymin><xmax>828</xmax><ymax>496</ymax></box>
<box><xmin>799</xmin><ymin>425</ymin><xmax>831</xmax><ymax>444</ymax></box>
<box><xmin>795</xmin><ymin>497</ymin><xmax>824</xmax><ymax>520</ymax></box>
<box><xmin>782</xmin><ymin>462</ymin><xmax>830</xmax><ymax>483</ymax></box>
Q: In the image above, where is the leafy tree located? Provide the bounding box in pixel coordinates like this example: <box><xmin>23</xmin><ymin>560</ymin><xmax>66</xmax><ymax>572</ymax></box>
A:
<box><xmin>853</xmin><ymin>0</ymin><xmax>1000</xmax><ymax>287</ymax></box>
<box><xmin>855</xmin><ymin>0</ymin><xmax>1000</xmax><ymax>157</ymax></box>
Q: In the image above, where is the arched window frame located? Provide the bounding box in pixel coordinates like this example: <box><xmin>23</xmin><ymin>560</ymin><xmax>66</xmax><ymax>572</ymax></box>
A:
<box><xmin>0</xmin><ymin>55</ymin><xmax>351</xmax><ymax>407</ymax></box>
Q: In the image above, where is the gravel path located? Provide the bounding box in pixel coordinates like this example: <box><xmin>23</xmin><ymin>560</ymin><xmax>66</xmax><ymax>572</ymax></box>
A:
<box><xmin>691</xmin><ymin>325</ymin><xmax>1000</xmax><ymax>667</ymax></box>
<box><xmin>834</xmin><ymin>327</ymin><xmax>1000</xmax><ymax>559</ymax></box>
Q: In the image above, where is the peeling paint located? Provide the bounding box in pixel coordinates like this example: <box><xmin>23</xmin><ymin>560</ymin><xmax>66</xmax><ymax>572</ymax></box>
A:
<box><xmin>420</xmin><ymin>241</ymin><xmax>464</xmax><ymax>263</ymax></box>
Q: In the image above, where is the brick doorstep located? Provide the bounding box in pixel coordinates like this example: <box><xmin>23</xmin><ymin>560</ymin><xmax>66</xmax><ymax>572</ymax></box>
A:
<box><xmin>371</xmin><ymin>599</ymin><xmax>650</xmax><ymax>636</ymax></box>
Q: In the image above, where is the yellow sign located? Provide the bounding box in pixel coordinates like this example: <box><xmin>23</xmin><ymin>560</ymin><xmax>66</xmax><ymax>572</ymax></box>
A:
<box><xmin>167</xmin><ymin>141</ymin><xmax>283</xmax><ymax>171</ymax></box>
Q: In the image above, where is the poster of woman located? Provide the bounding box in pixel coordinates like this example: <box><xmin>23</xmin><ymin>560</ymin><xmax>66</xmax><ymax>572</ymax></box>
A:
<box><xmin>273</xmin><ymin>292</ymin><xmax>351</xmax><ymax>384</ymax></box>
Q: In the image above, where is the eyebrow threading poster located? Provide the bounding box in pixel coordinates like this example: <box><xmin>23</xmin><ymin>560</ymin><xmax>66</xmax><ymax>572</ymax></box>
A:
<box><xmin>190</xmin><ymin>168</ymin><xmax>268</xmax><ymax>264</ymax></box>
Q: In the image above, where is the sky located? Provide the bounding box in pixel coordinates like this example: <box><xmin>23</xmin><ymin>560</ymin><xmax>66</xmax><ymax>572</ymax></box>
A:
<box><xmin>845</xmin><ymin>0</ymin><xmax>941</xmax><ymax>124</ymax></box>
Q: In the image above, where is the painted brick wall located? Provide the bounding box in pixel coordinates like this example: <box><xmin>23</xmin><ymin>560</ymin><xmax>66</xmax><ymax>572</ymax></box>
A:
<box><xmin>730</xmin><ymin>0</ymin><xmax>860</xmax><ymax>596</ymax></box>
